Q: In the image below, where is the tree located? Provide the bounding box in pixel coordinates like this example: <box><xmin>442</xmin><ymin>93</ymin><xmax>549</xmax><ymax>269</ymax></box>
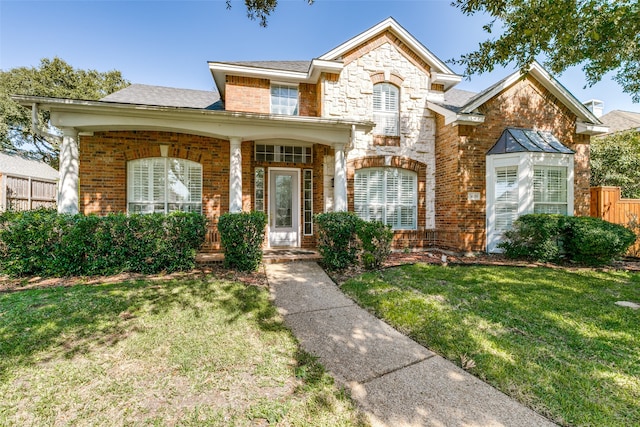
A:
<box><xmin>0</xmin><ymin>57</ymin><xmax>129</xmax><ymax>166</ymax></box>
<box><xmin>590</xmin><ymin>130</ymin><xmax>640</xmax><ymax>198</ymax></box>
<box><xmin>451</xmin><ymin>0</ymin><xmax>640</xmax><ymax>102</ymax></box>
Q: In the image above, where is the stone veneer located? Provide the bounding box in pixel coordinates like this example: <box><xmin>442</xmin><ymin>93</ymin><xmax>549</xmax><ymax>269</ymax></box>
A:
<box><xmin>322</xmin><ymin>39</ymin><xmax>438</xmax><ymax>229</ymax></box>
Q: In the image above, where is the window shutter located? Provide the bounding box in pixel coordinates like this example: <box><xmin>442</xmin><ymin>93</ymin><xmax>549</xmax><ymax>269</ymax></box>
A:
<box><xmin>494</xmin><ymin>166</ymin><xmax>518</xmax><ymax>231</ymax></box>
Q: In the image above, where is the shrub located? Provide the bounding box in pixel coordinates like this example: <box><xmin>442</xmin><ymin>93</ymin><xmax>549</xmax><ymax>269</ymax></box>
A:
<box><xmin>0</xmin><ymin>210</ymin><xmax>207</xmax><ymax>277</ymax></box>
<box><xmin>356</xmin><ymin>220</ymin><xmax>393</xmax><ymax>270</ymax></box>
<box><xmin>563</xmin><ymin>216</ymin><xmax>636</xmax><ymax>265</ymax></box>
<box><xmin>499</xmin><ymin>214</ymin><xmax>566</xmax><ymax>262</ymax></box>
<box><xmin>499</xmin><ymin>214</ymin><xmax>636</xmax><ymax>266</ymax></box>
<box><xmin>314</xmin><ymin>212</ymin><xmax>360</xmax><ymax>270</ymax></box>
<box><xmin>218</xmin><ymin>211</ymin><xmax>267</xmax><ymax>271</ymax></box>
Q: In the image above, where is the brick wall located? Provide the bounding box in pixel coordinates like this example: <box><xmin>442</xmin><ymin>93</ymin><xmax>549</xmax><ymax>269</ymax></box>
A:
<box><xmin>79</xmin><ymin>130</ymin><xmax>250</xmax><ymax>251</ymax></box>
<box><xmin>434</xmin><ymin>76</ymin><xmax>591</xmax><ymax>252</ymax></box>
<box><xmin>224</xmin><ymin>76</ymin><xmax>270</xmax><ymax>114</ymax></box>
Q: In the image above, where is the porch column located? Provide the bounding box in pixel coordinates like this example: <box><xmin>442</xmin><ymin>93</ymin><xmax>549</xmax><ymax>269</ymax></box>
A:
<box><xmin>334</xmin><ymin>143</ymin><xmax>347</xmax><ymax>212</ymax></box>
<box><xmin>229</xmin><ymin>137</ymin><xmax>243</xmax><ymax>213</ymax></box>
<box><xmin>58</xmin><ymin>127</ymin><xmax>79</xmax><ymax>214</ymax></box>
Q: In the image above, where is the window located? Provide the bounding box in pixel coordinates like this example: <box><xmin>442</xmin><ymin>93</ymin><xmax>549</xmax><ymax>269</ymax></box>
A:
<box><xmin>255</xmin><ymin>167</ymin><xmax>265</xmax><ymax>212</ymax></box>
<box><xmin>373</xmin><ymin>83</ymin><xmax>399</xmax><ymax>136</ymax></box>
<box><xmin>271</xmin><ymin>84</ymin><xmax>298</xmax><ymax>115</ymax></box>
<box><xmin>127</xmin><ymin>158</ymin><xmax>202</xmax><ymax>214</ymax></box>
<box><xmin>534</xmin><ymin>166</ymin><xmax>568</xmax><ymax>214</ymax></box>
<box><xmin>255</xmin><ymin>144</ymin><xmax>312</xmax><ymax>164</ymax></box>
<box><xmin>303</xmin><ymin>169</ymin><xmax>313</xmax><ymax>235</ymax></box>
<box><xmin>354</xmin><ymin>168</ymin><xmax>417</xmax><ymax>229</ymax></box>
<box><xmin>494</xmin><ymin>166</ymin><xmax>519</xmax><ymax>232</ymax></box>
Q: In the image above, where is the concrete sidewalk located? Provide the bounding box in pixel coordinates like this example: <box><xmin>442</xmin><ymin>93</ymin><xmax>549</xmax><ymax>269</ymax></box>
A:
<box><xmin>265</xmin><ymin>262</ymin><xmax>556</xmax><ymax>427</ymax></box>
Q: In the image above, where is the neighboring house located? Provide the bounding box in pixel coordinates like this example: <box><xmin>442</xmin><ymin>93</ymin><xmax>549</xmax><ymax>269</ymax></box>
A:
<box><xmin>598</xmin><ymin>109</ymin><xmax>640</xmax><ymax>135</ymax></box>
<box><xmin>12</xmin><ymin>18</ymin><xmax>607</xmax><ymax>253</ymax></box>
<box><xmin>0</xmin><ymin>152</ymin><xmax>57</xmax><ymax>211</ymax></box>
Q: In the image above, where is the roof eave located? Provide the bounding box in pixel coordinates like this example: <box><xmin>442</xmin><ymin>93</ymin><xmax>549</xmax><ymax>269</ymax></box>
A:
<box><xmin>427</xmin><ymin>101</ymin><xmax>485</xmax><ymax>126</ymax></box>
<box><xmin>576</xmin><ymin>122</ymin><xmax>609</xmax><ymax>135</ymax></box>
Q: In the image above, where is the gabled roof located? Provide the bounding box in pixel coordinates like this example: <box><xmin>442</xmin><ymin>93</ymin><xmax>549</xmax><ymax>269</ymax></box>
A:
<box><xmin>0</xmin><ymin>152</ymin><xmax>58</xmax><ymax>180</ymax></box>
<box><xmin>209</xmin><ymin>17</ymin><xmax>462</xmax><ymax>98</ymax></box>
<box><xmin>429</xmin><ymin>62</ymin><xmax>609</xmax><ymax>135</ymax></box>
<box><xmin>318</xmin><ymin>17</ymin><xmax>461</xmax><ymax>87</ymax></box>
<box><xmin>487</xmin><ymin>128</ymin><xmax>574</xmax><ymax>155</ymax></box>
<box><xmin>599</xmin><ymin>110</ymin><xmax>640</xmax><ymax>135</ymax></box>
<box><xmin>101</xmin><ymin>84</ymin><xmax>222</xmax><ymax>110</ymax></box>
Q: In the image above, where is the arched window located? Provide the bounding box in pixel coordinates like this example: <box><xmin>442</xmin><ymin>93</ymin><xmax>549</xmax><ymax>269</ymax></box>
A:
<box><xmin>354</xmin><ymin>167</ymin><xmax>417</xmax><ymax>229</ymax></box>
<box><xmin>373</xmin><ymin>83</ymin><xmax>399</xmax><ymax>136</ymax></box>
<box><xmin>127</xmin><ymin>157</ymin><xmax>202</xmax><ymax>214</ymax></box>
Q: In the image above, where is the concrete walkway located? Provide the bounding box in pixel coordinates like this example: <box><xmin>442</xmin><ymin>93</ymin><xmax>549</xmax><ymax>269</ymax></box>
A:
<box><xmin>265</xmin><ymin>262</ymin><xmax>556</xmax><ymax>427</ymax></box>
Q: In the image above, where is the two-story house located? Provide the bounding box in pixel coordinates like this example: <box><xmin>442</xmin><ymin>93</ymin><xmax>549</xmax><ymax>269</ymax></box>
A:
<box><xmin>14</xmin><ymin>18</ymin><xmax>607</xmax><ymax>253</ymax></box>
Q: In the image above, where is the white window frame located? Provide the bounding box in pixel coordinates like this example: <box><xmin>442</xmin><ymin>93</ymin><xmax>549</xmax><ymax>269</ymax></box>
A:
<box><xmin>354</xmin><ymin>167</ymin><xmax>417</xmax><ymax>230</ymax></box>
<box><xmin>127</xmin><ymin>157</ymin><xmax>202</xmax><ymax>214</ymax></box>
<box><xmin>373</xmin><ymin>82</ymin><xmax>400</xmax><ymax>136</ymax></box>
<box><xmin>486</xmin><ymin>152</ymin><xmax>574</xmax><ymax>252</ymax></box>
<box><xmin>270</xmin><ymin>83</ymin><xmax>299</xmax><ymax>116</ymax></box>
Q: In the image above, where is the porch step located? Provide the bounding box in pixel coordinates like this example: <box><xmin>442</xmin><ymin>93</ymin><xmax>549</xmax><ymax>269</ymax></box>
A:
<box><xmin>195</xmin><ymin>249</ymin><xmax>321</xmax><ymax>266</ymax></box>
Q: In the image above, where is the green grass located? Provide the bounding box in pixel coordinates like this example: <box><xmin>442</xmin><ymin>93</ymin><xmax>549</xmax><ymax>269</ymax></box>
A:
<box><xmin>340</xmin><ymin>264</ymin><xmax>640</xmax><ymax>426</ymax></box>
<box><xmin>0</xmin><ymin>276</ymin><xmax>367</xmax><ymax>426</ymax></box>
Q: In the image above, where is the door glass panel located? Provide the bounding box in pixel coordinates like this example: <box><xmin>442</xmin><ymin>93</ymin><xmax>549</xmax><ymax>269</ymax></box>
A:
<box><xmin>275</xmin><ymin>174</ymin><xmax>293</xmax><ymax>228</ymax></box>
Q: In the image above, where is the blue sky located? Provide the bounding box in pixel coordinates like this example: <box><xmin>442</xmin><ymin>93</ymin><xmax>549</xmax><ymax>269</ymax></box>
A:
<box><xmin>1</xmin><ymin>0</ymin><xmax>637</xmax><ymax>114</ymax></box>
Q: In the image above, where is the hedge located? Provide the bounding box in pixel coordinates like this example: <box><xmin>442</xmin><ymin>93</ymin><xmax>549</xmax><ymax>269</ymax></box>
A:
<box><xmin>218</xmin><ymin>211</ymin><xmax>267</xmax><ymax>271</ymax></box>
<box><xmin>0</xmin><ymin>209</ymin><xmax>207</xmax><ymax>277</ymax></box>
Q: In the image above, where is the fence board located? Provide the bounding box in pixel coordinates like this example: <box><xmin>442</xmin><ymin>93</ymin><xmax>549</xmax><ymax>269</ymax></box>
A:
<box><xmin>590</xmin><ymin>186</ymin><xmax>640</xmax><ymax>256</ymax></box>
<box><xmin>3</xmin><ymin>174</ymin><xmax>57</xmax><ymax>211</ymax></box>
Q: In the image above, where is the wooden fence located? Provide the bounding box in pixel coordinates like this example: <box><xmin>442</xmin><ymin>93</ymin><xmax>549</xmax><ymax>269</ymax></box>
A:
<box><xmin>1</xmin><ymin>174</ymin><xmax>57</xmax><ymax>211</ymax></box>
<box><xmin>590</xmin><ymin>186</ymin><xmax>640</xmax><ymax>256</ymax></box>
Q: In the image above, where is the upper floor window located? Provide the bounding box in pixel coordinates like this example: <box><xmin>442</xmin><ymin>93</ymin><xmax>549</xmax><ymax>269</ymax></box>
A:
<box><xmin>127</xmin><ymin>157</ymin><xmax>202</xmax><ymax>214</ymax></box>
<box><xmin>271</xmin><ymin>84</ymin><xmax>298</xmax><ymax>115</ymax></box>
<box><xmin>373</xmin><ymin>83</ymin><xmax>399</xmax><ymax>136</ymax></box>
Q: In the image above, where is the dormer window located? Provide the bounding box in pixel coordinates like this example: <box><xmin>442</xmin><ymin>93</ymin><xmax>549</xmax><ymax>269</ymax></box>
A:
<box><xmin>271</xmin><ymin>84</ymin><xmax>298</xmax><ymax>115</ymax></box>
<box><xmin>373</xmin><ymin>83</ymin><xmax>399</xmax><ymax>136</ymax></box>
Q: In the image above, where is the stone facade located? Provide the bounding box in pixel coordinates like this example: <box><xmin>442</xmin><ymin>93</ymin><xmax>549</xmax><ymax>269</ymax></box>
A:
<box><xmin>324</xmin><ymin>39</ymin><xmax>438</xmax><ymax>229</ymax></box>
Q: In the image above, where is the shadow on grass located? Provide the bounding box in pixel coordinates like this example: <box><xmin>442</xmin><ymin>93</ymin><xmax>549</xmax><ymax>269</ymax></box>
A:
<box><xmin>0</xmin><ymin>275</ymin><xmax>286</xmax><ymax>379</ymax></box>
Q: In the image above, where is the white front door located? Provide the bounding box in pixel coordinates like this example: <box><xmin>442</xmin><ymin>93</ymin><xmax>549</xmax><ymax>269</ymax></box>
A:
<box><xmin>269</xmin><ymin>169</ymin><xmax>300</xmax><ymax>247</ymax></box>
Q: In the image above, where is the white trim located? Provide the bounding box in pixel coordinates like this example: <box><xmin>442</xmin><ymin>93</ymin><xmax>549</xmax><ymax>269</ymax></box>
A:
<box><xmin>267</xmin><ymin>167</ymin><xmax>301</xmax><ymax>247</ymax></box>
<box><xmin>486</xmin><ymin>152</ymin><xmax>574</xmax><ymax>253</ymax></box>
<box><xmin>318</xmin><ymin>17</ymin><xmax>460</xmax><ymax>81</ymax></box>
<box><xmin>576</xmin><ymin>122</ymin><xmax>609</xmax><ymax>135</ymax></box>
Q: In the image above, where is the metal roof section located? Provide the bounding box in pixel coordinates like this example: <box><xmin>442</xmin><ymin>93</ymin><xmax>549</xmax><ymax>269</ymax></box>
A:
<box><xmin>0</xmin><ymin>151</ymin><xmax>58</xmax><ymax>180</ymax></box>
<box><xmin>101</xmin><ymin>84</ymin><xmax>222</xmax><ymax>110</ymax></box>
<box><xmin>487</xmin><ymin>128</ymin><xmax>574</xmax><ymax>155</ymax></box>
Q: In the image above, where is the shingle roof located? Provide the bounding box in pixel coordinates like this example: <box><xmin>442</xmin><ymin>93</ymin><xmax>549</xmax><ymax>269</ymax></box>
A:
<box><xmin>487</xmin><ymin>128</ymin><xmax>574</xmax><ymax>155</ymax></box>
<box><xmin>599</xmin><ymin>110</ymin><xmax>640</xmax><ymax>134</ymax></box>
<box><xmin>0</xmin><ymin>152</ymin><xmax>58</xmax><ymax>180</ymax></box>
<box><xmin>221</xmin><ymin>61</ymin><xmax>312</xmax><ymax>73</ymax></box>
<box><xmin>101</xmin><ymin>84</ymin><xmax>222</xmax><ymax>110</ymax></box>
<box><xmin>437</xmin><ymin>89</ymin><xmax>478</xmax><ymax>112</ymax></box>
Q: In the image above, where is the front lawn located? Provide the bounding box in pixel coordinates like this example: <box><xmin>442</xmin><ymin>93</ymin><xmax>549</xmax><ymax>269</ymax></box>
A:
<box><xmin>0</xmin><ymin>275</ymin><xmax>367</xmax><ymax>426</ymax></box>
<box><xmin>340</xmin><ymin>264</ymin><xmax>640</xmax><ymax>426</ymax></box>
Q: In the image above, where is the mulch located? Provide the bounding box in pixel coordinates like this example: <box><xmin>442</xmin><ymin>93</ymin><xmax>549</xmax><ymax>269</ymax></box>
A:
<box><xmin>1</xmin><ymin>250</ymin><xmax>639</xmax><ymax>293</ymax></box>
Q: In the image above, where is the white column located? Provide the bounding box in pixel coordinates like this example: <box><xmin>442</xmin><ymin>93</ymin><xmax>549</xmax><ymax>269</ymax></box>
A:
<box><xmin>58</xmin><ymin>127</ymin><xmax>79</xmax><ymax>214</ymax></box>
<box><xmin>229</xmin><ymin>137</ymin><xmax>243</xmax><ymax>213</ymax></box>
<box><xmin>334</xmin><ymin>143</ymin><xmax>347</xmax><ymax>212</ymax></box>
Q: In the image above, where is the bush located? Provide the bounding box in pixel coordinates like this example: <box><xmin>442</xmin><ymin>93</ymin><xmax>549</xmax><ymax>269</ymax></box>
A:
<box><xmin>563</xmin><ymin>216</ymin><xmax>636</xmax><ymax>265</ymax></box>
<box><xmin>314</xmin><ymin>212</ymin><xmax>360</xmax><ymax>271</ymax></box>
<box><xmin>0</xmin><ymin>210</ymin><xmax>207</xmax><ymax>277</ymax></box>
<box><xmin>499</xmin><ymin>214</ymin><xmax>636</xmax><ymax>266</ymax></box>
<box><xmin>356</xmin><ymin>220</ymin><xmax>393</xmax><ymax>270</ymax></box>
<box><xmin>218</xmin><ymin>211</ymin><xmax>267</xmax><ymax>271</ymax></box>
<box><xmin>499</xmin><ymin>214</ymin><xmax>566</xmax><ymax>262</ymax></box>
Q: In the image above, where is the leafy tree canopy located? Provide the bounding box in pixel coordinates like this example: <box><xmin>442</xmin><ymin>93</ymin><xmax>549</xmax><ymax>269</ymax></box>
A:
<box><xmin>451</xmin><ymin>0</ymin><xmax>640</xmax><ymax>102</ymax></box>
<box><xmin>0</xmin><ymin>57</ymin><xmax>129</xmax><ymax>166</ymax></box>
<box><xmin>590</xmin><ymin>130</ymin><xmax>640</xmax><ymax>198</ymax></box>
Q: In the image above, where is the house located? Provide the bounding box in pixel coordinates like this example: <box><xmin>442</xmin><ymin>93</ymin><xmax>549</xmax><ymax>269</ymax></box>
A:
<box><xmin>0</xmin><ymin>152</ymin><xmax>57</xmax><ymax>211</ymax></box>
<box><xmin>12</xmin><ymin>18</ymin><xmax>607</xmax><ymax>253</ymax></box>
<box><xmin>597</xmin><ymin>109</ymin><xmax>640</xmax><ymax>135</ymax></box>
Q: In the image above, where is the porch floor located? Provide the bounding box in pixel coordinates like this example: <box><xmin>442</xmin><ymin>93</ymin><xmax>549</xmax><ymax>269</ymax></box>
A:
<box><xmin>196</xmin><ymin>248</ymin><xmax>321</xmax><ymax>265</ymax></box>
